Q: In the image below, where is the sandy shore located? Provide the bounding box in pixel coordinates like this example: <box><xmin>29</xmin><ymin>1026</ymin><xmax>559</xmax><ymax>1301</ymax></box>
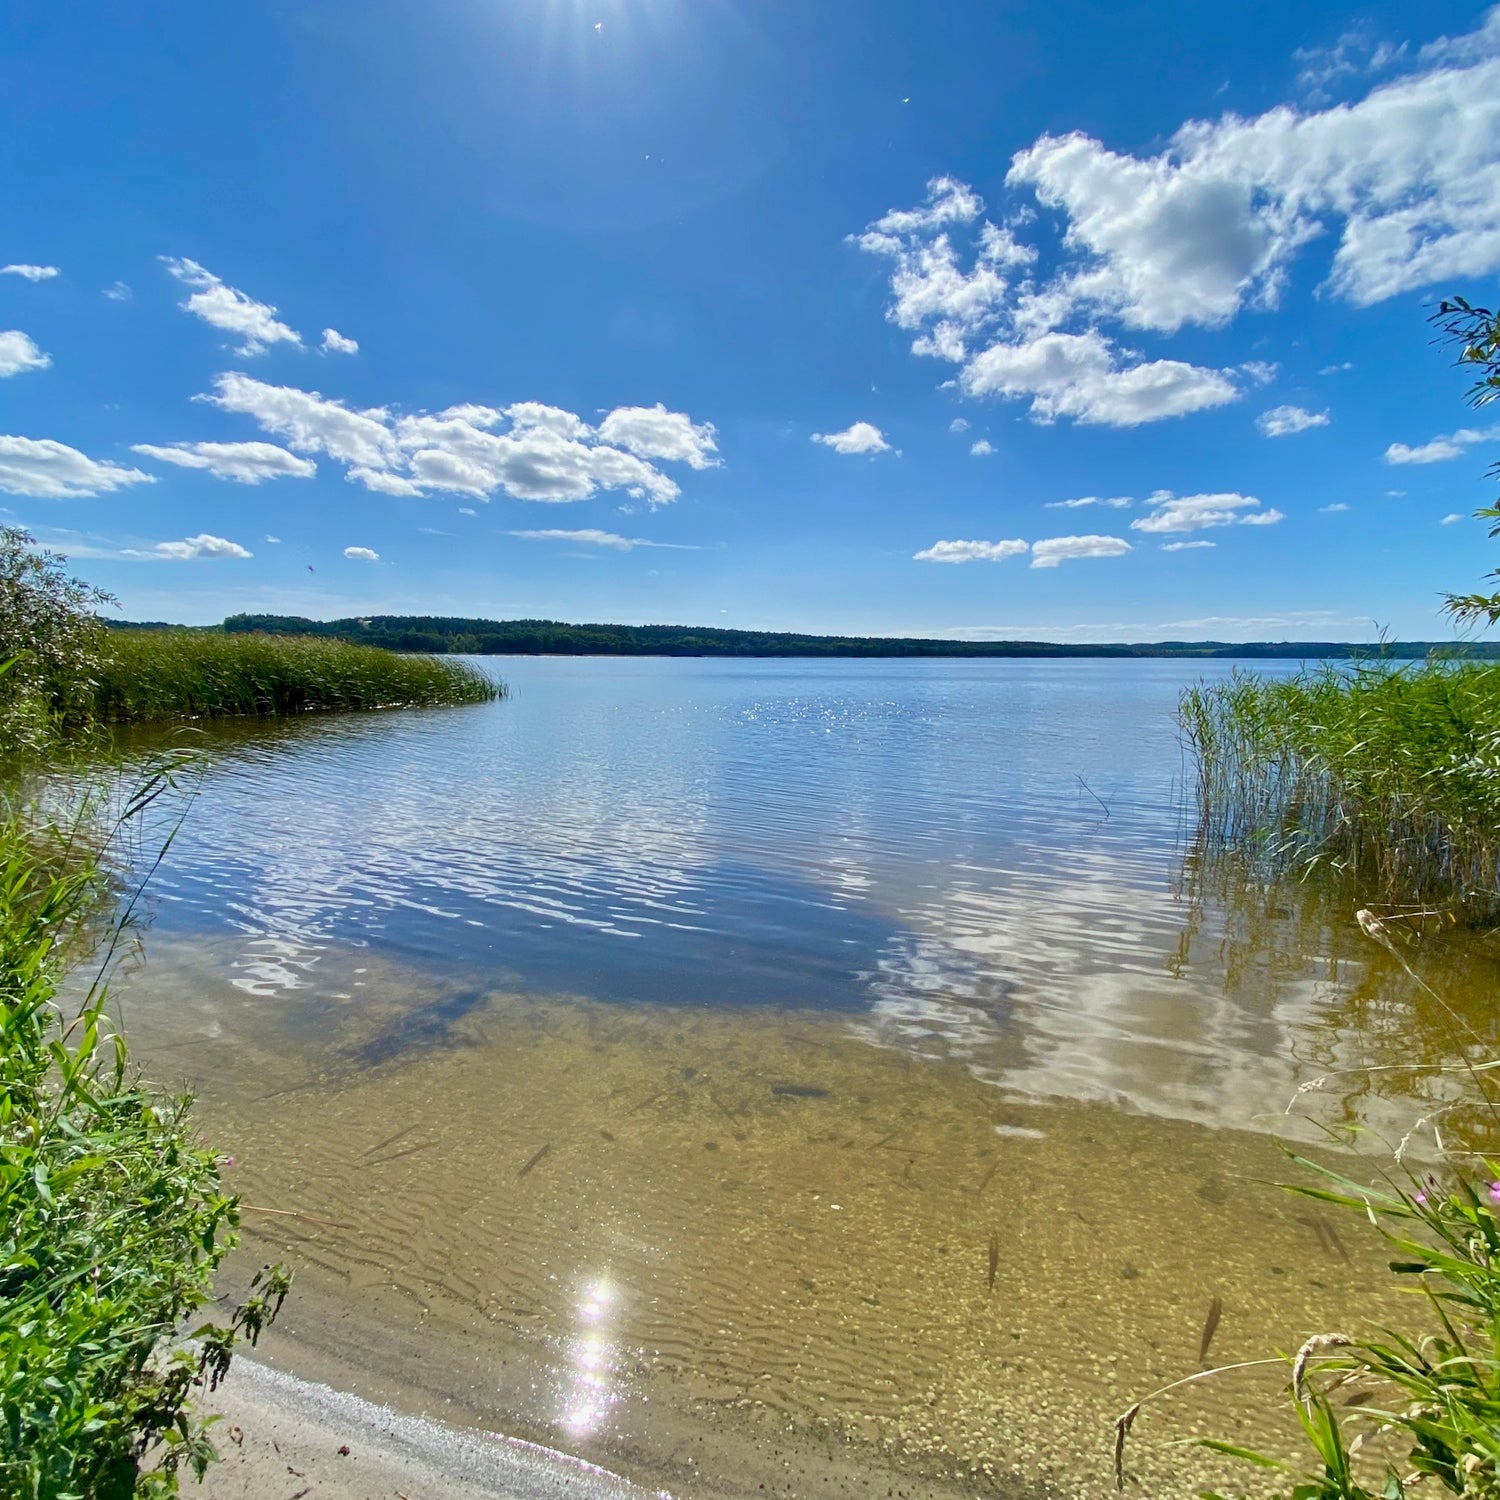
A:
<box><xmin>199</xmin><ymin>1357</ymin><xmax>666</xmax><ymax>1500</ymax></box>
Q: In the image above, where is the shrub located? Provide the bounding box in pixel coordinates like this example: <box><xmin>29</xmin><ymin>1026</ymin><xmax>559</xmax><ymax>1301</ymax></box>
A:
<box><xmin>0</xmin><ymin>767</ymin><xmax>288</xmax><ymax>1498</ymax></box>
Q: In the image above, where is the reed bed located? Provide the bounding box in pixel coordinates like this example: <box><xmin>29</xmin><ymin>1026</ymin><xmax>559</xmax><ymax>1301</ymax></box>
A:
<box><xmin>1181</xmin><ymin>660</ymin><xmax>1500</xmax><ymax>904</ymax></box>
<box><xmin>89</xmin><ymin>628</ymin><xmax>502</xmax><ymax>721</ymax></box>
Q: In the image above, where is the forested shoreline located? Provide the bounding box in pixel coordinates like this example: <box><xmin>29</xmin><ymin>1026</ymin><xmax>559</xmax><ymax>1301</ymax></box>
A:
<box><xmin>108</xmin><ymin>613</ymin><xmax>1500</xmax><ymax>660</ymax></box>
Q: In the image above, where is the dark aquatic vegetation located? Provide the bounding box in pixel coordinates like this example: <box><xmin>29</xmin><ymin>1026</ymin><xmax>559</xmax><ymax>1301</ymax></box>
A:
<box><xmin>1197</xmin><ymin>1296</ymin><xmax>1222</xmax><ymax>1365</ymax></box>
<box><xmin>771</xmin><ymin>1081</ymin><xmax>830</xmax><ymax>1099</ymax></box>
<box><xmin>91</xmin><ymin>629</ymin><xmax>502</xmax><ymax>722</ymax></box>
<box><xmin>1181</xmin><ymin>660</ymin><xmax>1500</xmax><ymax>909</ymax></box>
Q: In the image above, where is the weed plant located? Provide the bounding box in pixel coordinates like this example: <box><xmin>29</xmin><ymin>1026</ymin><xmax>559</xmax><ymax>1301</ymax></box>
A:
<box><xmin>1181</xmin><ymin>661</ymin><xmax>1500</xmax><ymax>906</ymax></box>
<box><xmin>0</xmin><ymin>765</ymin><xmax>288</xmax><ymax>1497</ymax></box>
<box><xmin>91</xmin><ymin>628</ymin><xmax>502</xmax><ymax>721</ymax></box>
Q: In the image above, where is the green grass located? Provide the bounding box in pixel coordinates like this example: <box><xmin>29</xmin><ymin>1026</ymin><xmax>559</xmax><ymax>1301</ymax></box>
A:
<box><xmin>88</xmin><ymin>629</ymin><xmax>502</xmax><ymax>722</ymax></box>
<box><xmin>0</xmin><ymin>767</ymin><xmax>288</xmax><ymax>1497</ymax></box>
<box><xmin>1180</xmin><ymin>660</ymin><xmax>1500</xmax><ymax>904</ymax></box>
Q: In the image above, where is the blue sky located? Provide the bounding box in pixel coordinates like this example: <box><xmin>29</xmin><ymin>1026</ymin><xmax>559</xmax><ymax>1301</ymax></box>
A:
<box><xmin>2</xmin><ymin>0</ymin><xmax>1499</xmax><ymax>641</ymax></box>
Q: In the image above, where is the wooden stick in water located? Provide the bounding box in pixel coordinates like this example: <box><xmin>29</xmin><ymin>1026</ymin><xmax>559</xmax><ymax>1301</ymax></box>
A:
<box><xmin>242</xmin><ymin>1205</ymin><xmax>350</xmax><ymax>1230</ymax></box>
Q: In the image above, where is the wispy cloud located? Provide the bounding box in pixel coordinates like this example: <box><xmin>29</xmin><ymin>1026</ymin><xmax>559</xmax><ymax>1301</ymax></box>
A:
<box><xmin>1384</xmin><ymin>426</ymin><xmax>1499</xmax><ymax>464</ymax></box>
<box><xmin>913</xmin><ymin>538</ymin><xmax>1028</xmax><ymax>563</ymax></box>
<box><xmin>1257</xmin><ymin>404</ymin><xmax>1329</xmax><ymax>437</ymax></box>
<box><xmin>1130</xmin><ymin>490</ymin><xmax>1282</xmax><ymax>534</ymax></box>
<box><xmin>1</xmin><ymin>264</ymin><xmax>59</xmax><ymax>282</ymax></box>
<box><xmin>1044</xmin><ymin>495</ymin><xmax>1131</xmax><ymax>510</ymax></box>
<box><xmin>161</xmin><ymin>257</ymin><xmax>302</xmax><ymax>356</ymax></box>
<box><xmin>510</xmin><ymin>528</ymin><xmax>699</xmax><ymax>552</ymax></box>
<box><xmin>131</xmin><ymin>440</ymin><xmax>316</xmax><ymax>483</ymax></box>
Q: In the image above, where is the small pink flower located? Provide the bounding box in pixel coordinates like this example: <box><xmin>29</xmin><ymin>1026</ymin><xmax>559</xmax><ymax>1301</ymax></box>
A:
<box><xmin>1416</xmin><ymin>1191</ymin><xmax>1428</xmax><ymax>1205</ymax></box>
<box><xmin>1488</xmin><ymin>1181</ymin><xmax>1500</xmax><ymax>1203</ymax></box>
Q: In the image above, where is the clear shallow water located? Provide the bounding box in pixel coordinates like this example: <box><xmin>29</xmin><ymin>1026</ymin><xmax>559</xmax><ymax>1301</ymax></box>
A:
<box><xmin>133</xmin><ymin>656</ymin><xmax>1345</xmax><ymax>1128</ymax></box>
<box><xmin>109</xmin><ymin>658</ymin><xmax>1500</xmax><ymax>1498</ymax></box>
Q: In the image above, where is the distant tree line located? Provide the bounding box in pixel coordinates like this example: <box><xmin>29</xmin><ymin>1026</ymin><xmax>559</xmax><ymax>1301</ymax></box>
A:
<box><xmin>100</xmin><ymin>613</ymin><xmax>1500</xmax><ymax>660</ymax></box>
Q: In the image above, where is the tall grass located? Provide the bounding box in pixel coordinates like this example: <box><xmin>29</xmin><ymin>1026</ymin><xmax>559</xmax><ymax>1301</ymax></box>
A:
<box><xmin>0</xmin><ymin>765</ymin><xmax>288</xmax><ymax>1496</ymax></box>
<box><xmin>90</xmin><ymin>629</ymin><xmax>502</xmax><ymax>721</ymax></box>
<box><xmin>1181</xmin><ymin>661</ymin><xmax>1500</xmax><ymax>904</ymax></box>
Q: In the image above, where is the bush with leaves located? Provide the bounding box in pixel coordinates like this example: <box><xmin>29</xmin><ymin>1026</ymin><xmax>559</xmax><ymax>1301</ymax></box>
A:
<box><xmin>0</xmin><ymin>759</ymin><xmax>288</xmax><ymax>1498</ymax></box>
<box><xmin>0</xmin><ymin>528</ymin><xmax>112</xmax><ymax>756</ymax></box>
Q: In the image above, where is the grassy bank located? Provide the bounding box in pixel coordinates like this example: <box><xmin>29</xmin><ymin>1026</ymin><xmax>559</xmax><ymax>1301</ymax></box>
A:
<box><xmin>1181</xmin><ymin>659</ymin><xmax>1500</xmax><ymax>903</ymax></box>
<box><xmin>0</xmin><ymin>775</ymin><xmax>287</xmax><ymax>1495</ymax></box>
<box><xmin>89</xmin><ymin>629</ymin><xmax>502</xmax><ymax>722</ymax></box>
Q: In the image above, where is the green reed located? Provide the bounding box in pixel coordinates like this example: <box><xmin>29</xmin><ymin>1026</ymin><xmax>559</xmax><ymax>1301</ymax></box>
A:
<box><xmin>90</xmin><ymin>629</ymin><xmax>503</xmax><ymax>721</ymax></box>
<box><xmin>1181</xmin><ymin>661</ymin><xmax>1500</xmax><ymax>905</ymax></box>
<box><xmin>0</xmin><ymin>764</ymin><xmax>289</xmax><ymax>1497</ymax></box>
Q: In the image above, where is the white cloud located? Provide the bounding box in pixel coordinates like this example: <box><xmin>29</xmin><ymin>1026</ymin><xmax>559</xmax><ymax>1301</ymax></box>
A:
<box><xmin>103</xmin><ymin>282</ymin><xmax>131</xmax><ymax>302</ymax></box>
<box><xmin>1443</xmin><ymin>511</ymin><xmax>1467</xmax><ymax>524</ymax></box>
<box><xmin>913</xmin><ymin>538</ymin><xmax>1028</xmax><ymax>563</ymax></box>
<box><xmin>1161</xmin><ymin>539</ymin><xmax>1216</xmax><ymax>551</ymax></box>
<box><xmin>1045</xmin><ymin>495</ymin><xmax>1132</xmax><ymax>509</ymax></box>
<box><xmin>265</xmin><ymin>535</ymin><xmax>282</xmax><ymax>543</ymax></box>
<box><xmin>1320</xmin><ymin>502</ymin><xmax>1351</xmax><ymax>512</ymax></box>
<box><xmin>161</xmin><ymin>257</ymin><xmax>302</xmax><ymax>356</ymax></box>
<box><xmin>320</xmin><ymin>327</ymin><xmax>359</xmax><ymax>355</ymax></box>
<box><xmin>510</xmin><ymin>528</ymin><xmax>696</xmax><ymax>551</ymax></box>
<box><xmin>0</xmin><ymin>437</ymin><xmax>155</xmax><ymax>498</ymax></box>
<box><xmin>1320</xmin><ymin>361</ymin><xmax>1354</xmax><ymax>374</ymax></box>
<box><xmin>958</xmin><ymin>328</ymin><xmax>1237</xmax><ymax>426</ymax></box>
<box><xmin>130</xmin><ymin>440</ymin><xmax>316</xmax><ymax>483</ymax></box>
<box><xmin>1384</xmin><ymin>426</ymin><xmax>1498</xmax><ymax>464</ymax></box>
<box><xmin>811</xmin><ymin>421</ymin><xmax>894</xmax><ymax>455</ymax></box>
<box><xmin>856</xmin><ymin>18</ymin><xmax>1500</xmax><ymax>424</ymax></box>
<box><xmin>1257</xmin><ymin>404</ymin><xmax>1329</xmax><ymax>437</ymax></box>
<box><xmin>344</xmin><ymin>546</ymin><xmax>379</xmax><ymax>561</ymax></box>
<box><xmin>596</xmin><ymin>404</ymin><xmax>720</xmax><ymax>468</ymax></box>
<box><xmin>948</xmin><ymin>417</ymin><xmax>970</xmax><ymax>433</ymax></box>
<box><xmin>0</xmin><ymin>332</ymin><xmax>50</xmax><ymax>378</ymax></box>
<box><xmin>204</xmin><ymin>374</ymin><xmax>709</xmax><ymax>507</ymax></box>
<box><xmin>135</xmin><ymin>534</ymin><xmax>253</xmax><ymax>561</ymax></box>
<box><xmin>1130</xmin><ymin>489</ymin><xmax>1282</xmax><ymax>533</ymax></box>
<box><xmin>1</xmin><ymin>264</ymin><xmax>59</xmax><ymax>282</ymax></box>
<box><xmin>1240</xmin><ymin>360</ymin><xmax>1279</xmax><ymax>386</ymax></box>
<box><xmin>970</xmin><ymin>439</ymin><xmax>994</xmax><ymax>456</ymax></box>
<box><xmin>1029</xmin><ymin>534</ymin><xmax>1133</xmax><ymax>568</ymax></box>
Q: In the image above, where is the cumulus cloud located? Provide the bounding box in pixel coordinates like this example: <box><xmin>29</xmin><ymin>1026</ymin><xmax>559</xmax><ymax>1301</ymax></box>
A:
<box><xmin>1130</xmin><ymin>489</ymin><xmax>1283</xmax><ymax>534</ymax></box>
<box><xmin>103</xmin><ymin>282</ymin><xmax>131</xmax><ymax>302</ymax></box>
<box><xmin>1258</xmin><ymin>404</ymin><xmax>1330</xmax><ymax>437</ymax></box>
<box><xmin>1161</xmin><ymin>539</ymin><xmax>1216</xmax><ymax>550</ymax></box>
<box><xmin>970</xmin><ymin>439</ymin><xmax>994</xmax><ymax>456</ymax></box>
<box><xmin>161</xmin><ymin>257</ymin><xmax>302</xmax><ymax>356</ymax></box>
<box><xmin>344</xmin><ymin>546</ymin><xmax>379</xmax><ymax>561</ymax></box>
<box><xmin>811</xmin><ymin>421</ymin><xmax>894</xmax><ymax>455</ymax></box>
<box><xmin>0</xmin><ymin>437</ymin><xmax>155</xmax><ymax>499</ymax></box>
<box><xmin>1384</xmin><ymin>426</ymin><xmax>1498</xmax><ymax>464</ymax></box>
<box><xmin>1240</xmin><ymin>360</ymin><xmax>1280</xmax><ymax>385</ymax></box>
<box><xmin>913</xmin><ymin>538</ymin><xmax>1029</xmax><ymax>563</ymax></box>
<box><xmin>1029</xmin><ymin>534</ymin><xmax>1133</xmax><ymax>568</ymax></box>
<box><xmin>134</xmin><ymin>534</ymin><xmax>253</xmax><ymax>561</ymax></box>
<box><xmin>855</xmin><ymin>16</ymin><xmax>1500</xmax><ymax>425</ymax></box>
<box><xmin>1045</xmin><ymin>495</ymin><xmax>1132</xmax><ymax>509</ymax></box>
<box><xmin>130</xmin><ymin>440</ymin><xmax>316</xmax><ymax>483</ymax></box>
<box><xmin>0</xmin><ymin>332</ymin><xmax>50</xmax><ymax>378</ymax></box>
<box><xmin>596</xmin><ymin>404</ymin><xmax>720</xmax><ymax>468</ymax></box>
<box><xmin>1</xmin><ymin>265</ymin><xmax>59</xmax><ymax>282</ymax></box>
<box><xmin>1443</xmin><ymin>511</ymin><xmax>1467</xmax><ymax>524</ymax></box>
<box><xmin>320</xmin><ymin>328</ymin><xmax>358</xmax><ymax>355</ymax></box>
<box><xmin>510</xmin><ymin>528</ymin><xmax>697</xmax><ymax>551</ymax></box>
<box><xmin>948</xmin><ymin>417</ymin><xmax>970</xmax><ymax>433</ymax></box>
<box><xmin>202</xmin><ymin>374</ymin><xmax>710</xmax><ymax>507</ymax></box>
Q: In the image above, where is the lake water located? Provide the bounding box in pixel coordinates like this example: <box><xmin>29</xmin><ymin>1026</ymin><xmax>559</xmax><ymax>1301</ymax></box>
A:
<box><xmin>110</xmin><ymin>658</ymin><xmax>1500</xmax><ymax>1499</ymax></box>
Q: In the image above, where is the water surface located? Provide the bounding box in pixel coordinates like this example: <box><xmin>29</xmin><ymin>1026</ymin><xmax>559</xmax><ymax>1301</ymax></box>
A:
<box><xmin>111</xmin><ymin>658</ymin><xmax>1500</xmax><ymax>1498</ymax></box>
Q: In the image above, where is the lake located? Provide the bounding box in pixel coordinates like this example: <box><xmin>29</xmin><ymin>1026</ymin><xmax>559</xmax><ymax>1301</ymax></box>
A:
<box><xmin>110</xmin><ymin>657</ymin><xmax>1500</xmax><ymax>1498</ymax></box>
